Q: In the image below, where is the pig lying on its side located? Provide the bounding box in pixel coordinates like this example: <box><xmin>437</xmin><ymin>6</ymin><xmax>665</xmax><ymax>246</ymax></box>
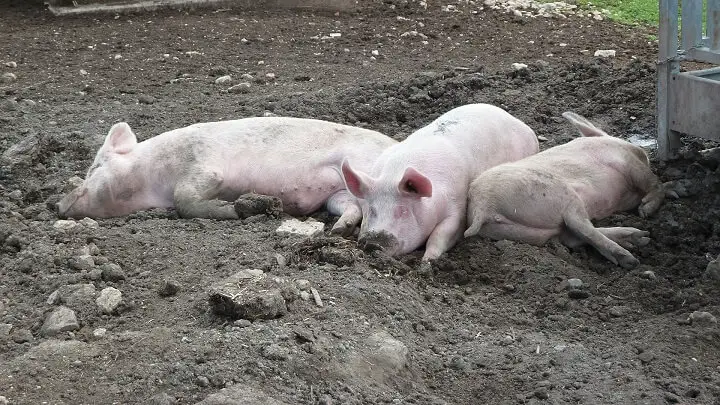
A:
<box><xmin>464</xmin><ymin>112</ymin><xmax>666</xmax><ymax>269</ymax></box>
<box><xmin>340</xmin><ymin>103</ymin><xmax>540</xmax><ymax>261</ymax></box>
<box><xmin>57</xmin><ymin>117</ymin><xmax>396</xmax><ymax>234</ymax></box>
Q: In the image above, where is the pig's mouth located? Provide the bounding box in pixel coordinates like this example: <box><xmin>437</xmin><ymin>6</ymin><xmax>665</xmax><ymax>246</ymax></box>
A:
<box><xmin>56</xmin><ymin>188</ymin><xmax>86</xmax><ymax>218</ymax></box>
<box><xmin>358</xmin><ymin>231</ymin><xmax>402</xmax><ymax>256</ymax></box>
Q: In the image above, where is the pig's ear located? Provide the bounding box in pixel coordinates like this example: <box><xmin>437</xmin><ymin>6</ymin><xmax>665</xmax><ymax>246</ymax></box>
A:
<box><xmin>103</xmin><ymin>122</ymin><xmax>138</xmax><ymax>154</ymax></box>
<box><xmin>341</xmin><ymin>159</ymin><xmax>372</xmax><ymax>199</ymax></box>
<box><xmin>399</xmin><ymin>167</ymin><xmax>432</xmax><ymax>198</ymax></box>
<box><xmin>561</xmin><ymin>112</ymin><xmax>608</xmax><ymax>137</ymax></box>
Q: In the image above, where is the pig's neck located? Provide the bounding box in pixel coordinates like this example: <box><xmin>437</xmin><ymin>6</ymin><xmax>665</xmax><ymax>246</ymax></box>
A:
<box><xmin>130</xmin><ymin>141</ymin><xmax>182</xmax><ymax>207</ymax></box>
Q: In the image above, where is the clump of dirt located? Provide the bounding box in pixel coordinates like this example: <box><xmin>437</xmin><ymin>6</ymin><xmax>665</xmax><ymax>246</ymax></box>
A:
<box><xmin>1</xmin><ymin>2</ymin><xmax>719</xmax><ymax>405</ymax></box>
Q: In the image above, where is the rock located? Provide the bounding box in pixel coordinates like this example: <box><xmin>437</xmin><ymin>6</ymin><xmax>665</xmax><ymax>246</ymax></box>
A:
<box><xmin>208</xmin><ymin>270</ymin><xmax>291</xmax><ymax>320</ymax></box>
<box><xmin>158</xmin><ymin>279</ymin><xmax>181</xmax><ymax>297</ymax></box>
<box><xmin>511</xmin><ymin>62</ymin><xmax>528</xmax><ymax>71</ymax></box>
<box><xmin>688</xmin><ymin>311</ymin><xmax>717</xmax><ymax>326</ymax></box>
<box><xmin>41</xmin><ymin>306</ymin><xmax>80</xmax><ymax>336</ymax></box>
<box><xmin>566</xmin><ymin>278</ymin><xmax>583</xmax><ymax>289</ymax></box>
<box><xmin>594</xmin><ymin>49</ymin><xmax>616</xmax><ymax>58</ymax></box>
<box><xmin>638</xmin><ymin>351</ymin><xmax>655</xmax><ymax>364</ymax></box>
<box><xmin>0</xmin><ymin>395</ymin><xmax>7</xmax><ymax>405</ymax></box>
<box><xmin>138</xmin><ymin>95</ymin><xmax>156</xmax><ymax>104</ymax></box>
<box><xmin>609</xmin><ymin>306</ymin><xmax>627</xmax><ymax>318</ymax></box>
<box><xmin>69</xmin><ymin>255</ymin><xmax>95</xmax><ymax>271</ymax></box>
<box><xmin>88</xmin><ymin>268</ymin><xmax>103</xmax><ymax>281</ymax></box>
<box><xmin>265</xmin><ymin>72</ymin><xmax>276</xmax><ymax>81</ymax></box>
<box><xmin>366</xmin><ymin>331</ymin><xmax>408</xmax><ymax>371</ymax></box>
<box><xmin>79</xmin><ymin>217</ymin><xmax>99</xmax><ymax>229</ymax></box>
<box><xmin>53</xmin><ymin>219</ymin><xmax>78</xmax><ymax>231</ymax></box>
<box><xmin>241</xmin><ymin>73</ymin><xmax>254</xmax><ymax>81</ymax></box>
<box><xmin>12</xmin><ymin>328</ymin><xmax>33</xmax><ymax>343</ymax></box>
<box><xmin>640</xmin><ymin>270</ymin><xmax>656</xmax><ymax>280</ymax></box>
<box><xmin>1</xmin><ymin>72</ymin><xmax>16</xmax><ymax>83</ymax></box>
<box><xmin>705</xmin><ymin>258</ymin><xmax>720</xmax><ymax>280</ymax></box>
<box><xmin>371</xmin><ymin>50</ymin><xmax>380</xmax><ymax>56</ymax></box>
<box><xmin>196</xmin><ymin>376</ymin><xmax>210</xmax><ymax>387</ymax></box>
<box><xmin>195</xmin><ymin>384</ymin><xmax>289</xmax><ymax>405</ymax></box>
<box><xmin>228</xmin><ymin>82</ymin><xmax>252</xmax><ymax>94</ymax></box>
<box><xmin>262</xmin><ymin>344</ymin><xmax>290</xmax><ymax>361</ymax></box>
<box><xmin>215</xmin><ymin>75</ymin><xmax>232</xmax><ymax>85</ymax></box>
<box><xmin>96</xmin><ymin>287</ymin><xmax>123</xmax><ymax>314</ymax></box>
<box><xmin>59</xmin><ymin>283</ymin><xmax>97</xmax><ymax>306</ymax></box>
<box><xmin>664</xmin><ymin>392</ymin><xmax>680</xmax><ymax>403</ymax></box>
<box><xmin>0</xmin><ymin>323</ymin><xmax>12</xmax><ymax>339</ymax></box>
<box><xmin>233</xmin><ymin>319</ymin><xmax>252</xmax><ymax>328</ymax></box>
<box><xmin>47</xmin><ymin>289</ymin><xmax>61</xmax><ymax>305</ymax></box>
<box><xmin>101</xmin><ymin>263</ymin><xmax>126</xmax><ymax>282</ymax></box>
<box><xmin>5</xmin><ymin>61</ymin><xmax>17</xmax><ymax>68</ymax></box>
<box><xmin>295</xmin><ymin>279</ymin><xmax>311</xmax><ymax>291</ymax></box>
<box><xmin>234</xmin><ymin>193</ymin><xmax>283</xmax><ymax>219</ymax></box>
<box><xmin>147</xmin><ymin>393</ymin><xmax>178</xmax><ymax>405</ymax></box>
<box><xmin>93</xmin><ymin>327</ymin><xmax>107</xmax><ymax>338</ymax></box>
<box><xmin>275</xmin><ymin>218</ymin><xmax>325</xmax><ymax>237</ymax></box>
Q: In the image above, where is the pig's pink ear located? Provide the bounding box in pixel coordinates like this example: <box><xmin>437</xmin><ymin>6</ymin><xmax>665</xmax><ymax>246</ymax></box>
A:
<box><xmin>561</xmin><ymin>112</ymin><xmax>608</xmax><ymax>137</ymax></box>
<box><xmin>104</xmin><ymin>122</ymin><xmax>138</xmax><ymax>154</ymax></box>
<box><xmin>399</xmin><ymin>167</ymin><xmax>432</xmax><ymax>198</ymax></box>
<box><xmin>341</xmin><ymin>159</ymin><xmax>372</xmax><ymax>199</ymax></box>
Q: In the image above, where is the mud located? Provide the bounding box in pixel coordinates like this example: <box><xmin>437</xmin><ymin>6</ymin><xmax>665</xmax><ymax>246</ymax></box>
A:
<box><xmin>1</xmin><ymin>1</ymin><xmax>719</xmax><ymax>404</ymax></box>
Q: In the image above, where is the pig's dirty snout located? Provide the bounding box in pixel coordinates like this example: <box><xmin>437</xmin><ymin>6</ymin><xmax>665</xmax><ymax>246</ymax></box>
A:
<box><xmin>358</xmin><ymin>231</ymin><xmax>400</xmax><ymax>254</ymax></box>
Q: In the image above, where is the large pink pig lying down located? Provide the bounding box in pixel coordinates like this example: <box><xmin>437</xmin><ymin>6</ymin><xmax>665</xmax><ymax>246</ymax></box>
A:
<box><xmin>57</xmin><ymin>116</ymin><xmax>397</xmax><ymax>235</ymax></box>
<box><xmin>464</xmin><ymin>112</ymin><xmax>666</xmax><ymax>269</ymax></box>
<box><xmin>341</xmin><ymin>103</ymin><xmax>540</xmax><ymax>261</ymax></box>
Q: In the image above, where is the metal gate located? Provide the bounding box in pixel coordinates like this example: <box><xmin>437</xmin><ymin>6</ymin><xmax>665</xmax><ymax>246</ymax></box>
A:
<box><xmin>657</xmin><ymin>0</ymin><xmax>720</xmax><ymax>159</ymax></box>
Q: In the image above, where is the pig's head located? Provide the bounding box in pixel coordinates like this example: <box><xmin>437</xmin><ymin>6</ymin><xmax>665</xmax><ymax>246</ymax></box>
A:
<box><xmin>57</xmin><ymin>122</ymin><xmax>145</xmax><ymax>218</ymax></box>
<box><xmin>341</xmin><ymin>159</ymin><xmax>437</xmax><ymax>256</ymax></box>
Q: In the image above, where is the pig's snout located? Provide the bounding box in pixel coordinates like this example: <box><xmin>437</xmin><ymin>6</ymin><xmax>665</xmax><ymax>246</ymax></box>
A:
<box><xmin>358</xmin><ymin>231</ymin><xmax>401</xmax><ymax>255</ymax></box>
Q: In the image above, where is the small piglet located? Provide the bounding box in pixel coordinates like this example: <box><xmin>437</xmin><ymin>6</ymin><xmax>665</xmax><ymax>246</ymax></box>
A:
<box><xmin>464</xmin><ymin>112</ymin><xmax>666</xmax><ymax>269</ymax></box>
<box><xmin>340</xmin><ymin>103</ymin><xmax>540</xmax><ymax>261</ymax></box>
<box><xmin>57</xmin><ymin>117</ymin><xmax>396</xmax><ymax>233</ymax></box>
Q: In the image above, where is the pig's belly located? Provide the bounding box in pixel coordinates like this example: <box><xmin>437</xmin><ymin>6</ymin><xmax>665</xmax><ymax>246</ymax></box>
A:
<box><xmin>480</xmin><ymin>220</ymin><xmax>561</xmax><ymax>246</ymax></box>
<box><xmin>220</xmin><ymin>166</ymin><xmax>344</xmax><ymax>216</ymax></box>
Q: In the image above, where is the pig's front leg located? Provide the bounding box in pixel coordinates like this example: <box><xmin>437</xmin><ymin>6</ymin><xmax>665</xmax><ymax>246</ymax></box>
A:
<box><xmin>174</xmin><ymin>169</ymin><xmax>239</xmax><ymax>220</ymax></box>
<box><xmin>326</xmin><ymin>190</ymin><xmax>362</xmax><ymax>236</ymax></box>
<box><xmin>422</xmin><ymin>214</ymin><xmax>464</xmax><ymax>261</ymax></box>
<box><xmin>561</xmin><ymin>227</ymin><xmax>650</xmax><ymax>250</ymax></box>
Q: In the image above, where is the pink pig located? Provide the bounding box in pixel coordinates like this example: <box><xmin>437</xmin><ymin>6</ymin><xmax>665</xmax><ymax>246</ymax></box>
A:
<box><xmin>464</xmin><ymin>112</ymin><xmax>666</xmax><ymax>269</ymax></box>
<box><xmin>57</xmin><ymin>116</ymin><xmax>396</xmax><ymax>234</ymax></box>
<box><xmin>340</xmin><ymin>103</ymin><xmax>540</xmax><ymax>261</ymax></box>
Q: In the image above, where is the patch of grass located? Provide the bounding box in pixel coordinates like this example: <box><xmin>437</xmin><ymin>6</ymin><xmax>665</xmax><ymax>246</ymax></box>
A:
<box><xmin>575</xmin><ymin>0</ymin><xmax>659</xmax><ymax>26</ymax></box>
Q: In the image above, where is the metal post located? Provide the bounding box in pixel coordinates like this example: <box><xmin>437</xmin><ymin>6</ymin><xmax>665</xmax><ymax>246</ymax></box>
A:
<box><xmin>657</xmin><ymin>0</ymin><xmax>681</xmax><ymax>160</ymax></box>
<box><xmin>709</xmin><ymin>0</ymin><xmax>720</xmax><ymax>51</ymax></box>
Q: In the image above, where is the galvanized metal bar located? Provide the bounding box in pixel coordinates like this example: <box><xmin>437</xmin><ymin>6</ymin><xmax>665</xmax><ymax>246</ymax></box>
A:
<box><xmin>686</xmin><ymin>47</ymin><xmax>720</xmax><ymax>63</ymax></box>
<box><xmin>708</xmin><ymin>0</ymin><xmax>720</xmax><ymax>51</ymax></box>
<box><xmin>681</xmin><ymin>0</ymin><xmax>704</xmax><ymax>50</ymax></box>
<box><xmin>658</xmin><ymin>0</ymin><xmax>682</xmax><ymax>160</ymax></box>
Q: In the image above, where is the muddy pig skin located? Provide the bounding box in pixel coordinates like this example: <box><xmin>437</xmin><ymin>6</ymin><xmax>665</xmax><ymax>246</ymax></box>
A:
<box><xmin>340</xmin><ymin>103</ymin><xmax>540</xmax><ymax>261</ymax></box>
<box><xmin>464</xmin><ymin>112</ymin><xmax>666</xmax><ymax>269</ymax></box>
<box><xmin>57</xmin><ymin>117</ymin><xmax>396</xmax><ymax>234</ymax></box>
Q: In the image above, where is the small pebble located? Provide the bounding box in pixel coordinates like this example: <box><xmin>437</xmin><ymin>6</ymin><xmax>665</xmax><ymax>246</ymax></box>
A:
<box><xmin>534</xmin><ymin>387</ymin><xmax>549</xmax><ymax>400</ymax></box>
<box><xmin>79</xmin><ymin>217</ymin><xmax>99</xmax><ymax>229</ymax></box>
<box><xmin>233</xmin><ymin>319</ymin><xmax>252</xmax><ymax>328</ymax></box>
<box><xmin>609</xmin><ymin>306</ymin><xmax>626</xmax><ymax>318</ymax></box>
<box><xmin>568</xmin><ymin>289</ymin><xmax>590</xmax><ymax>299</ymax></box>
<box><xmin>265</xmin><ymin>72</ymin><xmax>276</xmax><ymax>81</ymax></box>
<box><xmin>196</xmin><ymin>376</ymin><xmax>210</xmax><ymax>387</ymax></box>
<box><xmin>594</xmin><ymin>49</ymin><xmax>616</xmax><ymax>58</ymax></box>
<box><xmin>295</xmin><ymin>279</ymin><xmax>311</xmax><ymax>291</ymax></box>
<box><xmin>215</xmin><ymin>75</ymin><xmax>232</xmax><ymax>85</ymax></box>
<box><xmin>0</xmin><ymin>396</ymin><xmax>8</xmax><ymax>405</ymax></box>
<box><xmin>511</xmin><ymin>62</ymin><xmax>528</xmax><ymax>71</ymax></box>
<box><xmin>93</xmin><ymin>327</ymin><xmax>107</xmax><ymax>338</ymax></box>
<box><xmin>5</xmin><ymin>61</ymin><xmax>17</xmax><ymax>68</ymax></box>
<box><xmin>228</xmin><ymin>82</ymin><xmax>251</xmax><ymax>94</ymax></box>
<box><xmin>640</xmin><ymin>270</ymin><xmax>656</xmax><ymax>280</ymax></box>
<box><xmin>371</xmin><ymin>50</ymin><xmax>380</xmax><ymax>56</ymax></box>
<box><xmin>1</xmin><ymin>72</ymin><xmax>16</xmax><ymax>83</ymax></box>
<box><xmin>101</xmin><ymin>263</ymin><xmax>126</xmax><ymax>282</ymax></box>
<box><xmin>158</xmin><ymin>279</ymin><xmax>181</xmax><ymax>297</ymax></box>
<box><xmin>566</xmin><ymin>278</ymin><xmax>583</xmax><ymax>289</ymax></box>
<box><xmin>138</xmin><ymin>95</ymin><xmax>156</xmax><ymax>104</ymax></box>
<box><xmin>96</xmin><ymin>287</ymin><xmax>123</xmax><ymax>314</ymax></box>
<box><xmin>69</xmin><ymin>255</ymin><xmax>95</xmax><ymax>271</ymax></box>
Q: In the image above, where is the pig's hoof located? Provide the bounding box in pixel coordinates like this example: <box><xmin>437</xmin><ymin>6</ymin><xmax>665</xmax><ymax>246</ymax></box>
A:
<box><xmin>330</xmin><ymin>221</ymin><xmax>355</xmax><ymax>237</ymax></box>
<box><xmin>416</xmin><ymin>261</ymin><xmax>434</xmax><ymax>277</ymax></box>
<box><xmin>234</xmin><ymin>193</ymin><xmax>283</xmax><ymax>219</ymax></box>
<box><xmin>618</xmin><ymin>254</ymin><xmax>640</xmax><ymax>270</ymax></box>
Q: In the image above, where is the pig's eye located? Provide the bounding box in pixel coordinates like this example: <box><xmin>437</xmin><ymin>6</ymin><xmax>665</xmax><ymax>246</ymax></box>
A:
<box><xmin>404</xmin><ymin>180</ymin><xmax>418</xmax><ymax>194</ymax></box>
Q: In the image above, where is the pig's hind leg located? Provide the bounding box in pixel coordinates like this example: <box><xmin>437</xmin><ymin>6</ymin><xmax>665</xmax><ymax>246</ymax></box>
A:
<box><xmin>625</xmin><ymin>157</ymin><xmax>665</xmax><ymax>218</ymax></box>
<box><xmin>561</xmin><ymin>227</ymin><xmax>650</xmax><ymax>250</ymax></box>
<box><xmin>561</xmin><ymin>204</ymin><xmax>640</xmax><ymax>269</ymax></box>
<box><xmin>326</xmin><ymin>190</ymin><xmax>362</xmax><ymax>236</ymax></box>
<box><xmin>174</xmin><ymin>169</ymin><xmax>238</xmax><ymax>220</ymax></box>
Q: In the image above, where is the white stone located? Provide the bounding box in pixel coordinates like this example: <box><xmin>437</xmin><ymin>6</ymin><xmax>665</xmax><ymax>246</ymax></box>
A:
<box><xmin>114</xmin><ymin>54</ymin><xmax>122</xmax><ymax>59</ymax></box>
<box><xmin>511</xmin><ymin>63</ymin><xmax>528</xmax><ymax>71</ymax></box>
<box><xmin>53</xmin><ymin>219</ymin><xmax>78</xmax><ymax>230</ymax></box>
<box><xmin>594</xmin><ymin>49</ymin><xmax>616</xmax><ymax>58</ymax></box>
<box><xmin>371</xmin><ymin>50</ymin><xmax>380</xmax><ymax>56</ymax></box>
<box><xmin>329</xmin><ymin>32</ymin><xmax>342</xmax><ymax>38</ymax></box>
<box><xmin>96</xmin><ymin>287</ymin><xmax>122</xmax><ymax>314</ymax></box>
<box><xmin>215</xmin><ymin>75</ymin><xmax>232</xmax><ymax>85</ymax></box>
<box><xmin>5</xmin><ymin>61</ymin><xmax>17</xmax><ymax>68</ymax></box>
<box><xmin>80</xmin><ymin>69</ymin><xmax>88</xmax><ymax>75</ymax></box>
<box><xmin>228</xmin><ymin>82</ymin><xmax>252</xmax><ymax>93</ymax></box>
<box><xmin>1</xmin><ymin>72</ymin><xmax>16</xmax><ymax>83</ymax></box>
<box><xmin>276</xmin><ymin>218</ymin><xmax>325</xmax><ymax>237</ymax></box>
<box><xmin>93</xmin><ymin>327</ymin><xmax>107</xmax><ymax>338</ymax></box>
<box><xmin>79</xmin><ymin>217</ymin><xmax>99</xmax><ymax>229</ymax></box>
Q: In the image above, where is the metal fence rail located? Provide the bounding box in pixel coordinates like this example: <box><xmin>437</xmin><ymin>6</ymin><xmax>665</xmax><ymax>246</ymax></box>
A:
<box><xmin>657</xmin><ymin>0</ymin><xmax>720</xmax><ymax>160</ymax></box>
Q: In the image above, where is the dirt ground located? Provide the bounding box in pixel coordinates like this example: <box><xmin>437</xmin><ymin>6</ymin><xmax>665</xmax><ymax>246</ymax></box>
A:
<box><xmin>1</xmin><ymin>1</ymin><xmax>720</xmax><ymax>404</ymax></box>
